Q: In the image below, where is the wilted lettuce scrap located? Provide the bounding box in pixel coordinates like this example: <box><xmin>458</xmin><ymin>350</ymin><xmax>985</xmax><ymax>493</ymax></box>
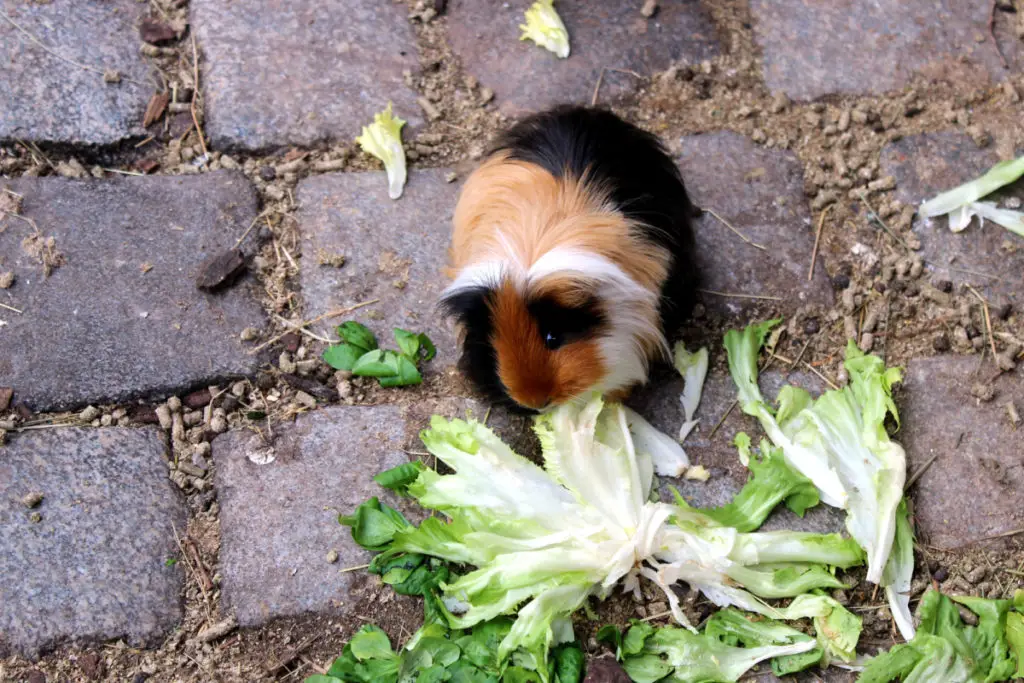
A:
<box><xmin>672</xmin><ymin>342</ymin><xmax>709</xmax><ymax>443</ymax></box>
<box><xmin>520</xmin><ymin>0</ymin><xmax>570</xmax><ymax>58</ymax></box>
<box><xmin>723</xmin><ymin>320</ymin><xmax>914</xmax><ymax>641</ymax></box>
<box><xmin>355</xmin><ymin>103</ymin><xmax>407</xmax><ymax>199</ymax></box>
<box><xmin>347</xmin><ymin>394</ymin><xmax>865</xmax><ymax>680</ymax></box>
<box><xmin>919</xmin><ymin>154</ymin><xmax>1024</xmax><ymax>238</ymax></box>
<box><xmin>858</xmin><ymin>589</ymin><xmax>1024</xmax><ymax>683</ymax></box>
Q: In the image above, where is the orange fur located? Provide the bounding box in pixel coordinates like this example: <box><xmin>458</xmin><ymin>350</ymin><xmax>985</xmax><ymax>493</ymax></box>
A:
<box><xmin>449</xmin><ymin>153</ymin><xmax>669</xmax><ymax>292</ymax></box>
<box><xmin>490</xmin><ymin>282</ymin><xmax>606</xmax><ymax>408</ymax></box>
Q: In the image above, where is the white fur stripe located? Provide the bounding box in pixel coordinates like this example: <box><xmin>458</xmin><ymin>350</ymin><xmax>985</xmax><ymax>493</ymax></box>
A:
<box><xmin>442</xmin><ymin>260</ymin><xmax>509</xmax><ymax>299</ymax></box>
<box><xmin>527</xmin><ymin>248</ymin><xmax>656</xmax><ymax>303</ymax></box>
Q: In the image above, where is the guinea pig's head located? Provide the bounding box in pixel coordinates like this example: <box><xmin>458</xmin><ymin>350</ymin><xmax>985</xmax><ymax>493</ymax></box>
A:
<box><xmin>441</xmin><ymin>261</ymin><xmax>664</xmax><ymax>413</ymax></box>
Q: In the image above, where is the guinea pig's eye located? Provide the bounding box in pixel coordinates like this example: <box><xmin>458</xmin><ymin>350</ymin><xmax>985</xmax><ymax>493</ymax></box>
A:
<box><xmin>543</xmin><ymin>330</ymin><xmax>564</xmax><ymax>350</ymax></box>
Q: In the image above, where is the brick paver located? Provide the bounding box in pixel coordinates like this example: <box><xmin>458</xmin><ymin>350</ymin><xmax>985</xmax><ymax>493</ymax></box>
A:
<box><xmin>899</xmin><ymin>356</ymin><xmax>1024</xmax><ymax>550</ymax></box>
<box><xmin>629</xmin><ymin>368</ymin><xmax>846</xmax><ymax>534</ymax></box>
<box><xmin>0</xmin><ymin>0</ymin><xmax>149</xmax><ymax>145</ymax></box>
<box><xmin>0</xmin><ymin>172</ymin><xmax>265</xmax><ymax>411</ymax></box>
<box><xmin>882</xmin><ymin>131</ymin><xmax>1024</xmax><ymax>300</ymax></box>
<box><xmin>678</xmin><ymin>132</ymin><xmax>834</xmax><ymax>317</ymax></box>
<box><xmin>447</xmin><ymin>0</ymin><xmax>719</xmax><ymax>117</ymax></box>
<box><xmin>213</xmin><ymin>405</ymin><xmax>410</xmax><ymax>626</ymax></box>
<box><xmin>0</xmin><ymin>428</ymin><xmax>185</xmax><ymax>657</ymax></box>
<box><xmin>297</xmin><ymin>169</ymin><xmax>461</xmax><ymax>369</ymax></box>
<box><xmin>750</xmin><ymin>0</ymin><xmax>1020</xmax><ymax>101</ymax></box>
<box><xmin>191</xmin><ymin>0</ymin><xmax>422</xmax><ymax>151</ymax></box>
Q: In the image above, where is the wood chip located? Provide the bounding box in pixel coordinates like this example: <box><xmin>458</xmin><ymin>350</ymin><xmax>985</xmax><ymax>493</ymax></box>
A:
<box><xmin>142</xmin><ymin>92</ymin><xmax>170</xmax><ymax>128</ymax></box>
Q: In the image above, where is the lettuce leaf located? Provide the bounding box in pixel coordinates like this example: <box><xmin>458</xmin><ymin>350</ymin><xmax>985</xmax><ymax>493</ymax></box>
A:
<box><xmin>519</xmin><ymin>0</ymin><xmax>570</xmax><ymax>58</ymax></box>
<box><xmin>355</xmin><ymin>103</ymin><xmax>407</xmax><ymax>199</ymax></box>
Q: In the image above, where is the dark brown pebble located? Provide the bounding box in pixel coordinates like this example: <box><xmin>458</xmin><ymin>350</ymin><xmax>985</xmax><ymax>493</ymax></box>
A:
<box><xmin>933</xmin><ymin>334</ymin><xmax>951</xmax><ymax>352</ymax></box>
<box><xmin>78</xmin><ymin>652</ymin><xmax>105</xmax><ymax>681</ymax></box>
<box><xmin>933</xmin><ymin>566</ymin><xmax>949</xmax><ymax>582</ymax></box>
<box><xmin>583</xmin><ymin>657</ymin><xmax>632</xmax><ymax>683</ymax></box>
<box><xmin>139</xmin><ymin>18</ymin><xmax>180</xmax><ymax>45</ymax></box>
<box><xmin>184</xmin><ymin>388</ymin><xmax>212</xmax><ymax>409</ymax></box>
<box><xmin>0</xmin><ymin>386</ymin><xmax>12</xmax><ymax>412</ymax></box>
<box><xmin>934</xmin><ymin>279</ymin><xmax>953</xmax><ymax>293</ymax></box>
<box><xmin>873</xmin><ymin>281</ymin><xmax>887</xmax><ymax>294</ymax></box>
<box><xmin>831</xmin><ymin>273</ymin><xmax>851</xmax><ymax>290</ymax></box>
<box><xmin>255</xmin><ymin>372</ymin><xmax>276</xmax><ymax>391</ymax></box>
<box><xmin>259</xmin><ymin>166</ymin><xmax>276</xmax><ymax>181</ymax></box>
<box><xmin>220</xmin><ymin>395</ymin><xmax>239</xmax><ymax>413</ymax></box>
<box><xmin>803</xmin><ymin>318</ymin><xmax>820</xmax><ymax>335</ymax></box>
<box><xmin>195</xmin><ymin>248</ymin><xmax>246</xmax><ymax>291</ymax></box>
<box><xmin>280</xmin><ymin>373</ymin><xmax>335</xmax><ymax>402</ymax></box>
<box><xmin>282</xmin><ymin>332</ymin><xmax>301</xmax><ymax>353</ymax></box>
<box><xmin>129</xmin><ymin>405</ymin><xmax>160</xmax><ymax>424</ymax></box>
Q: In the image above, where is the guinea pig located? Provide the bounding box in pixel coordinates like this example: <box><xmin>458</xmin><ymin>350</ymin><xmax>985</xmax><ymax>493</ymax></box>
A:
<box><xmin>440</xmin><ymin>105</ymin><xmax>698</xmax><ymax>412</ymax></box>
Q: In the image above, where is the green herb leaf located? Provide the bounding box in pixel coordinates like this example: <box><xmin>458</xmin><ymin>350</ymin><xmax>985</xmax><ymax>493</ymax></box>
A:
<box><xmin>353</xmin><ymin>350</ymin><xmax>400</xmax><ymax>378</ymax></box>
<box><xmin>338</xmin><ymin>321</ymin><xmax>379</xmax><ymax>353</ymax></box>
<box><xmin>374</xmin><ymin>461</ymin><xmax>427</xmax><ymax>495</ymax></box>
<box><xmin>379</xmin><ymin>353</ymin><xmax>423</xmax><ymax>387</ymax></box>
<box><xmin>323</xmin><ymin>342</ymin><xmax>364</xmax><ymax>371</ymax></box>
<box><xmin>339</xmin><ymin>497</ymin><xmax>410</xmax><ymax>551</ymax></box>
<box><xmin>394</xmin><ymin>328</ymin><xmax>422</xmax><ymax>359</ymax></box>
<box><xmin>550</xmin><ymin>643</ymin><xmax>584</xmax><ymax>683</ymax></box>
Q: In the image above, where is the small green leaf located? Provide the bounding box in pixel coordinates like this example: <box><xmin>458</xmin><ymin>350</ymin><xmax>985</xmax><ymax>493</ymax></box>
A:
<box><xmin>595</xmin><ymin>625</ymin><xmax>623</xmax><ymax>659</ymax></box>
<box><xmin>339</xmin><ymin>497</ymin><xmax>410</xmax><ymax>550</ymax></box>
<box><xmin>323</xmin><ymin>343</ymin><xmax>364</xmax><ymax>371</ymax></box>
<box><xmin>379</xmin><ymin>353</ymin><xmax>422</xmax><ymax>387</ymax></box>
<box><xmin>417</xmin><ymin>333</ymin><xmax>437</xmax><ymax>362</ymax></box>
<box><xmin>394</xmin><ymin>328</ymin><xmax>421</xmax><ymax>359</ymax></box>
<box><xmin>164</xmin><ymin>557</ymin><xmax>178</xmax><ymax>567</ymax></box>
<box><xmin>353</xmin><ymin>350</ymin><xmax>400</xmax><ymax>378</ymax></box>
<box><xmin>374</xmin><ymin>461</ymin><xmax>427</xmax><ymax>495</ymax></box>
<box><xmin>350</xmin><ymin>629</ymin><xmax>395</xmax><ymax>661</ymax></box>
<box><xmin>551</xmin><ymin>643</ymin><xmax>584</xmax><ymax>683</ymax></box>
<box><xmin>622</xmin><ymin>622</ymin><xmax>655</xmax><ymax>657</ymax></box>
<box><xmin>303</xmin><ymin>675</ymin><xmax>343</xmax><ymax>683</ymax></box>
<box><xmin>338</xmin><ymin>321</ymin><xmax>378</xmax><ymax>352</ymax></box>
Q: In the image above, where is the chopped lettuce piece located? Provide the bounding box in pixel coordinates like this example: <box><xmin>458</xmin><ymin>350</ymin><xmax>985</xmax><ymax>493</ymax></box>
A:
<box><xmin>724</xmin><ymin>323</ymin><xmax>908</xmax><ymax>586</ymax></box>
<box><xmin>623</xmin><ymin>405</ymin><xmax>689</xmax><ymax>477</ymax></box>
<box><xmin>918</xmin><ymin>155</ymin><xmax>1024</xmax><ymax>239</ymax></box>
<box><xmin>704</xmin><ymin>608</ymin><xmax>822</xmax><ymax>676</ymax></box>
<box><xmin>519</xmin><ymin>0</ymin><xmax>570</xmax><ymax>58</ymax></box>
<box><xmin>858</xmin><ymin>589</ymin><xmax>1019</xmax><ymax>683</ymax></box>
<box><xmin>355</xmin><ymin>103</ymin><xmax>407</xmax><ymax>199</ymax></box>
<box><xmin>620</xmin><ymin>620</ymin><xmax>818</xmax><ymax>683</ymax></box>
<box><xmin>698</xmin><ymin>435</ymin><xmax>819</xmax><ymax>532</ymax></box>
<box><xmin>359</xmin><ymin>393</ymin><xmax>864</xmax><ymax>678</ymax></box>
<box><xmin>672</xmin><ymin>342</ymin><xmax>709</xmax><ymax>442</ymax></box>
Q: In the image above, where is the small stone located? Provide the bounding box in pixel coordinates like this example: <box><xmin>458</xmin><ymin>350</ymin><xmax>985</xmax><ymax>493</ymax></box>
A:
<box><xmin>803</xmin><ymin>318</ymin><xmax>820</xmax><ymax>335</ymax></box>
<box><xmin>932</xmin><ymin>566</ymin><xmax>949</xmax><ymax>582</ymax></box>
<box><xmin>210</xmin><ymin>415</ymin><xmax>228</xmax><ymax>434</ymax></box>
<box><xmin>479</xmin><ymin>87</ymin><xmax>494</xmax><ymax>104</ymax></box>
<box><xmin>153</xmin><ymin>405</ymin><xmax>171</xmax><ymax>430</ymax></box>
<box><xmin>183</xmin><ymin>410</ymin><xmax>203</xmax><ymax>427</ymax></box>
<box><xmin>971</xmin><ymin>382</ymin><xmax>996</xmax><ymax>402</ymax></box>
<box><xmin>240</xmin><ymin>327</ymin><xmax>259</xmax><ymax>342</ymax></box>
<box><xmin>909</xmin><ymin>259</ymin><xmax>923</xmax><ymax>279</ymax></box>
<box><xmin>837</xmin><ymin>110</ymin><xmax>851</xmax><ymax>132</ymax></box>
<box><xmin>232</xmin><ymin>381</ymin><xmax>248</xmax><ymax>397</ymax></box>
<box><xmin>167</xmin><ymin>396</ymin><xmax>182</xmax><ymax>413</ymax></box>
<box><xmin>100</xmin><ymin>414</ymin><xmax>113</xmax><ymax>427</ymax></box>
<box><xmin>294</xmin><ymin>391</ymin><xmax>317</xmax><ymax>409</ymax></box>
<box><xmin>831</xmin><ymin>273</ymin><xmax>851</xmax><ymax>290</ymax></box>
<box><xmin>80</xmin><ymin>405</ymin><xmax>101</xmax><ymax>422</ymax></box>
<box><xmin>640</xmin><ymin>0</ymin><xmax>658</xmax><ymax>18</ymax></box>
<box><xmin>195</xmin><ymin>248</ymin><xmax>246</xmax><ymax>291</ymax></box>
<box><xmin>966</xmin><ymin>125</ymin><xmax>991</xmax><ymax>148</ymax></box>
<box><xmin>279</xmin><ymin>351</ymin><xmax>297</xmax><ymax>374</ymax></box>
<box><xmin>858</xmin><ymin>332</ymin><xmax>874</xmax><ymax>352</ymax></box>
<box><xmin>769</xmin><ymin>92</ymin><xmax>789</xmax><ymax>114</ymax></box>
<box><xmin>0</xmin><ymin>271</ymin><xmax>14</xmax><ymax>289</ymax></box>
<box><xmin>326</xmin><ymin>549</ymin><xmax>339</xmax><ymax>564</ymax></box>
<box><xmin>336</xmin><ymin>379</ymin><xmax>353</xmax><ymax>401</ymax></box>
<box><xmin>932</xmin><ymin>334</ymin><xmax>951</xmax><ymax>352</ymax></box>
<box><xmin>22</xmin><ymin>491</ymin><xmax>44</xmax><ymax>508</ymax></box>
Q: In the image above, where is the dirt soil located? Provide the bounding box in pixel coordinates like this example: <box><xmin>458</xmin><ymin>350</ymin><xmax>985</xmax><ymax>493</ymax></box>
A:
<box><xmin>2</xmin><ymin>0</ymin><xmax>1024</xmax><ymax>681</ymax></box>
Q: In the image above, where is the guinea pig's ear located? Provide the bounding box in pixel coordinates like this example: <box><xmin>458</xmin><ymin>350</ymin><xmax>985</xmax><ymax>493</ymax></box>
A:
<box><xmin>439</xmin><ymin>285</ymin><xmax>493</xmax><ymax>326</ymax></box>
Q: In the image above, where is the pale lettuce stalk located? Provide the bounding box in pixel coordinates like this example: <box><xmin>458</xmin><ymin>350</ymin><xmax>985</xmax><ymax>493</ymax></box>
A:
<box><xmin>724</xmin><ymin>322</ymin><xmax>909</xmax><ymax>587</ymax></box>
<box><xmin>387</xmin><ymin>394</ymin><xmax>866</xmax><ymax>678</ymax></box>
<box><xmin>882</xmin><ymin>498</ymin><xmax>916</xmax><ymax>641</ymax></box>
<box><xmin>673</xmin><ymin>342</ymin><xmax>709</xmax><ymax>442</ymax></box>
<box><xmin>519</xmin><ymin>0</ymin><xmax>570</xmax><ymax>58</ymax></box>
<box><xmin>919</xmin><ymin>155</ymin><xmax>1024</xmax><ymax>238</ymax></box>
<box><xmin>623</xmin><ymin>405</ymin><xmax>689</xmax><ymax>477</ymax></box>
<box><xmin>355</xmin><ymin>103</ymin><xmax>407</xmax><ymax>199</ymax></box>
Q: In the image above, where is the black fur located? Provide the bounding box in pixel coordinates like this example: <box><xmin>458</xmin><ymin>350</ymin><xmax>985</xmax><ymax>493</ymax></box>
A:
<box><xmin>493</xmin><ymin>104</ymin><xmax>699</xmax><ymax>333</ymax></box>
<box><xmin>443</xmin><ymin>105</ymin><xmax>699</xmax><ymax>409</ymax></box>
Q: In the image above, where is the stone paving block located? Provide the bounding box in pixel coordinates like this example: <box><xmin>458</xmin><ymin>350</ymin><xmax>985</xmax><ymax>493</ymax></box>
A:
<box><xmin>881</xmin><ymin>132</ymin><xmax>1024</xmax><ymax>301</ymax></box>
<box><xmin>0</xmin><ymin>0</ymin><xmax>149</xmax><ymax>145</ymax></box>
<box><xmin>191</xmin><ymin>0</ymin><xmax>421</xmax><ymax>151</ymax></box>
<box><xmin>0</xmin><ymin>428</ymin><xmax>185</xmax><ymax>657</ymax></box>
<box><xmin>750</xmin><ymin>0</ymin><xmax>1021</xmax><ymax>101</ymax></box>
<box><xmin>298</xmin><ymin>169</ymin><xmax>460</xmax><ymax>370</ymax></box>
<box><xmin>899</xmin><ymin>356</ymin><xmax>1024</xmax><ymax>550</ymax></box>
<box><xmin>629</xmin><ymin>367</ymin><xmax>847</xmax><ymax>534</ymax></box>
<box><xmin>214</xmin><ymin>405</ymin><xmax>410</xmax><ymax>626</ymax></box>
<box><xmin>0</xmin><ymin>172</ymin><xmax>265</xmax><ymax>412</ymax></box>
<box><xmin>677</xmin><ymin>132</ymin><xmax>834</xmax><ymax>317</ymax></box>
<box><xmin>447</xmin><ymin>0</ymin><xmax>719</xmax><ymax>117</ymax></box>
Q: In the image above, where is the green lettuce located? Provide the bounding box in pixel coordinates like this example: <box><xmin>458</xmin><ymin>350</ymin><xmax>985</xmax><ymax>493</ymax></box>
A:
<box><xmin>519</xmin><ymin>0</ymin><xmax>570</xmax><ymax>58</ymax></box>
<box><xmin>919</xmin><ymin>155</ymin><xmax>1024</xmax><ymax>238</ymax></box>
<box><xmin>858</xmin><ymin>589</ymin><xmax>1020</xmax><ymax>683</ymax></box>
<box><xmin>356</xmin><ymin>103</ymin><xmax>407</xmax><ymax>199</ymax></box>
<box><xmin>360</xmin><ymin>394</ymin><xmax>865</xmax><ymax>678</ymax></box>
<box><xmin>724</xmin><ymin>322</ymin><xmax>909</xmax><ymax>617</ymax></box>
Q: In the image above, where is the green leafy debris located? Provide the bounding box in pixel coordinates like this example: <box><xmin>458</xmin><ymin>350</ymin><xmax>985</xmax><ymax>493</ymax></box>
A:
<box><xmin>322</xmin><ymin>323</ymin><xmax>436</xmax><ymax>388</ymax></box>
<box><xmin>519</xmin><ymin>0</ymin><xmax>570</xmax><ymax>58</ymax></box>
<box><xmin>355</xmin><ymin>103</ymin><xmax>408</xmax><ymax>199</ymax></box>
